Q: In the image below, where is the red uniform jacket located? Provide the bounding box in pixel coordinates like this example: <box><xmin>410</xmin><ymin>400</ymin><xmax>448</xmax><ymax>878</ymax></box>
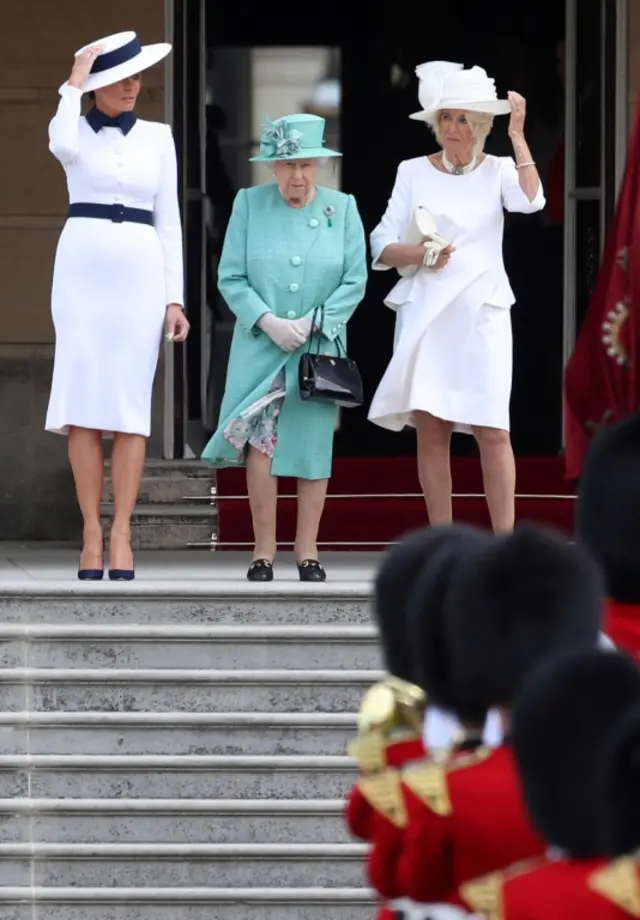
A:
<box><xmin>460</xmin><ymin>854</ymin><xmax>639</xmax><ymax>919</ymax></box>
<box><xmin>387</xmin><ymin>745</ymin><xmax>545</xmax><ymax>905</ymax></box>
<box><xmin>345</xmin><ymin>731</ymin><xmax>425</xmax><ymax>920</ymax></box>
<box><xmin>604</xmin><ymin>600</ymin><xmax>640</xmax><ymax>663</ymax></box>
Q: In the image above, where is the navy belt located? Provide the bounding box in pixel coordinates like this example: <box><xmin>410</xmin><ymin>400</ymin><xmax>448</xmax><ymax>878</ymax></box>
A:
<box><xmin>68</xmin><ymin>203</ymin><xmax>154</xmax><ymax>226</ymax></box>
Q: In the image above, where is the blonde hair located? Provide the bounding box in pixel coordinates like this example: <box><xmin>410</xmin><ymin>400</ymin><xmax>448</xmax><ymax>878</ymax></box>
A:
<box><xmin>426</xmin><ymin>110</ymin><xmax>494</xmax><ymax>157</ymax></box>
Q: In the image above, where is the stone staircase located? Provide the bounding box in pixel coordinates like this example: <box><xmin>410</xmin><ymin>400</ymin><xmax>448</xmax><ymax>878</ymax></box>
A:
<box><xmin>102</xmin><ymin>459</ymin><xmax>216</xmax><ymax>549</ymax></box>
<box><xmin>0</xmin><ymin>581</ymin><xmax>380</xmax><ymax>919</ymax></box>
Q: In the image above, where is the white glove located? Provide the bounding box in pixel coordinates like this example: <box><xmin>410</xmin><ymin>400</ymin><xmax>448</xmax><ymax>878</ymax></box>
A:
<box><xmin>257</xmin><ymin>313</ymin><xmax>308</xmax><ymax>352</ymax></box>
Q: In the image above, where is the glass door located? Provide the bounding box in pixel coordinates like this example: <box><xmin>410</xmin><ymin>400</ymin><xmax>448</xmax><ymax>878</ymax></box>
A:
<box><xmin>562</xmin><ymin>0</ymin><xmax>627</xmax><ymax>376</ymax></box>
<box><xmin>168</xmin><ymin>0</ymin><xmax>207</xmax><ymax>458</ymax></box>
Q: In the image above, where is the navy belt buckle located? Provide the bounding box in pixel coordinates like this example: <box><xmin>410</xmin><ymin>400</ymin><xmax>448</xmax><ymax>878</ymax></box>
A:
<box><xmin>111</xmin><ymin>204</ymin><xmax>125</xmax><ymax>223</ymax></box>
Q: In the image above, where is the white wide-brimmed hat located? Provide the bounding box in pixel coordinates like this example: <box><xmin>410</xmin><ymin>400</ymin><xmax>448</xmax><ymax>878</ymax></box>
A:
<box><xmin>409</xmin><ymin>61</ymin><xmax>510</xmax><ymax>121</ymax></box>
<box><xmin>71</xmin><ymin>31</ymin><xmax>172</xmax><ymax>93</ymax></box>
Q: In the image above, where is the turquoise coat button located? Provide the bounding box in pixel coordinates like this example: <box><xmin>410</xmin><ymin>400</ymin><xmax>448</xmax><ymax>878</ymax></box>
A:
<box><xmin>308</xmin><ymin>218</ymin><xmax>319</xmax><ymax>228</ymax></box>
<box><xmin>288</xmin><ymin>283</ymin><xmax>299</xmax><ymax>293</ymax></box>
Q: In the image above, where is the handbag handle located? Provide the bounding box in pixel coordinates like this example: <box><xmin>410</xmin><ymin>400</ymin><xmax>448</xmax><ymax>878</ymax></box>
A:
<box><xmin>306</xmin><ymin>305</ymin><xmax>346</xmax><ymax>357</ymax></box>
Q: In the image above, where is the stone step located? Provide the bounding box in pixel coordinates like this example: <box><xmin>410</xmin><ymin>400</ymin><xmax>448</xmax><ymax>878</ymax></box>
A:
<box><xmin>0</xmin><ymin>667</ymin><xmax>381</xmax><ymax>712</ymax></box>
<box><xmin>0</xmin><ymin>624</ymin><xmax>379</xmax><ymax>670</ymax></box>
<box><xmin>0</xmin><ymin>589</ymin><xmax>370</xmax><ymax>626</ymax></box>
<box><xmin>0</xmin><ymin>887</ymin><xmax>374</xmax><ymax>920</ymax></box>
<box><xmin>0</xmin><ymin>711</ymin><xmax>358</xmax><ymax>756</ymax></box>
<box><xmin>104</xmin><ymin>467</ymin><xmax>213</xmax><ymax>505</ymax></box>
<box><xmin>0</xmin><ymin>798</ymin><xmax>350</xmax><ymax>844</ymax></box>
<box><xmin>0</xmin><ymin>755</ymin><xmax>356</xmax><ymax>800</ymax></box>
<box><xmin>100</xmin><ymin>505</ymin><xmax>214</xmax><ymax>550</ymax></box>
<box><xmin>0</xmin><ymin>842</ymin><xmax>367</xmax><ymax>887</ymax></box>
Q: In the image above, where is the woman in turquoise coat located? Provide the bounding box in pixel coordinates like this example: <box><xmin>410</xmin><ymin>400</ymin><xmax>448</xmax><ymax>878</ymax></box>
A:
<box><xmin>201</xmin><ymin>114</ymin><xmax>367</xmax><ymax>582</ymax></box>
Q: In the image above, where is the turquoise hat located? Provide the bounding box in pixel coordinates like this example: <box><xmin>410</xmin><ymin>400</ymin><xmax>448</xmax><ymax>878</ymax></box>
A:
<box><xmin>249</xmin><ymin>113</ymin><xmax>342</xmax><ymax>162</ymax></box>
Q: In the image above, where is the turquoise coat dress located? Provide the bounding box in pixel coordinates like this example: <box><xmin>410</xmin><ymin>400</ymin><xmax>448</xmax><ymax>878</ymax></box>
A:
<box><xmin>201</xmin><ymin>183</ymin><xmax>367</xmax><ymax>480</ymax></box>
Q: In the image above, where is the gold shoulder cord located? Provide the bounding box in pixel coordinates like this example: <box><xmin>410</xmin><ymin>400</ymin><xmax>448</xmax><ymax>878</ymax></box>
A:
<box><xmin>402</xmin><ymin>760</ymin><xmax>452</xmax><ymax>816</ymax></box>
<box><xmin>589</xmin><ymin>857</ymin><xmax>640</xmax><ymax>917</ymax></box>
<box><xmin>460</xmin><ymin>872</ymin><xmax>505</xmax><ymax>920</ymax></box>
<box><xmin>357</xmin><ymin>768</ymin><xmax>407</xmax><ymax>827</ymax></box>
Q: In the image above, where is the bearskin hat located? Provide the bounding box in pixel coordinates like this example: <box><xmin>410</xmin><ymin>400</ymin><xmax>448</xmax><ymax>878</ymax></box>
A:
<box><xmin>373</xmin><ymin>524</ymin><xmax>483</xmax><ymax>682</ymax></box>
<box><xmin>598</xmin><ymin>698</ymin><xmax>640</xmax><ymax>856</ymax></box>
<box><xmin>511</xmin><ymin>647</ymin><xmax>640</xmax><ymax>857</ymax></box>
<box><xmin>576</xmin><ymin>413</ymin><xmax>640</xmax><ymax>603</ymax></box>
<box><xmin>443</xmin><ymin>523</ymin><xmax>604</xmax><ymax>713</ymax></box>
<box><xmin>406</xmin><ymin>523</ymin><xmax>492</xmax><ymax>723</ymax></box>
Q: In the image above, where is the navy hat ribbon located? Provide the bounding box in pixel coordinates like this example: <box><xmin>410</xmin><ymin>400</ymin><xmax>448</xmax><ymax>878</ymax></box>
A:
<box><xmin>90</xmin><ymin>36</ymin><xmax>142</xmax><ymax>74</ymax></box>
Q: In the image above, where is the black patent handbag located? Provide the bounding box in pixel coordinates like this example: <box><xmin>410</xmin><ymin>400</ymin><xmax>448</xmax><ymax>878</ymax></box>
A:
<box><xmin>298</xmin><ymin>306</ymin><xmax>363</xmax><ymax>408</ymax></box>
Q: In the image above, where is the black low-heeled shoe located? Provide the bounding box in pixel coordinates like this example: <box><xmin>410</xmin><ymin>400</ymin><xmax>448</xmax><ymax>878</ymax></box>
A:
<box><xmin>297</xmin><ymin>559</ymin><xmax>326</xmax><ymax>582</ymax></box>
<box><xmin>247</xmin><ymin>559</ymin><xmax>274</xmax><ymax>582</ymax></box>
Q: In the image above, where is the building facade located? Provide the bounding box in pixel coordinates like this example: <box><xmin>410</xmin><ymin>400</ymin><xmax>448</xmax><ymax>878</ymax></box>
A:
<box><xmin>0</xmin><ymin>0</ymin><xmax>636</xmax><ymax>539</ymax></box>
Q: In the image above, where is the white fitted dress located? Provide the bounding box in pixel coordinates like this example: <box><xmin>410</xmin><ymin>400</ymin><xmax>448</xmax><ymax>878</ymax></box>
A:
<box><xmin>45</xmin><ymin>84</ymin><xmax>184</xmax><ymax>437</ymax></box>
<box><xmin>368</xmin><ymin>155</ymin><xmax>545</xmax><ymax>434</ymax></box>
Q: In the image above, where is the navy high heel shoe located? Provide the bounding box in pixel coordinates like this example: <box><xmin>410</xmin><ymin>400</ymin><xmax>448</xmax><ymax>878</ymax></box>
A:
<box><xmin>108</xmin><ymin>532</ymin><xmax>135</xmax><ymax>581</ymax></box>
<box><xmin>78</xmin><ymin>568</ymin><xmax>104</xmax><ymax>581</ymax></box>
<box><xmin>108</xmin><ymin>568</ymin><xmax>135</xmax><ymax>581</ymax></box>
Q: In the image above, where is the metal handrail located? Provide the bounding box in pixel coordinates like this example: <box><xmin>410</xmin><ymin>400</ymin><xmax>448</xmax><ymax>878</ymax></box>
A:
<box><xmin>204</xmin><ymin>491</ymin><xmax>576</xmax><ymax>501</ymax></box>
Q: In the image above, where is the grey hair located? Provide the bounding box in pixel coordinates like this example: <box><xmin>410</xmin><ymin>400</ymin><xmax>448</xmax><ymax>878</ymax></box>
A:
<box><xmin>426</xmin><ymin>109</ymin><xmax>494</xmax><ymax>156</ymax></box>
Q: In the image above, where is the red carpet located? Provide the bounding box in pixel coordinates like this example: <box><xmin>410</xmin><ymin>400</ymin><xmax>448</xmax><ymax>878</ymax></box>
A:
<box><xmin>215</xmin><ymin>457</ymin><xmax>575</xmax><ymax>550</ymax></box>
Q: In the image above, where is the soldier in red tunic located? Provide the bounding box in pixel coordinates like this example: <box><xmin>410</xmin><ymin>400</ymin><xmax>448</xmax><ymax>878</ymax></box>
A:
<box><xmin>391</xmin><ymin>525</ymin><xmax>604</xmax><ymax>918</ymax></box>
<box><xmin>577</xmin><ymin>413</ymin><xmax>640</xmax><ymax>661</ymax></box>
<box><xmin>365</xmin><ymin>525</ymin><xmax>494</xmax><ymax>916</ymax></box>
<box><xmin>344</xmin><ymin>524</ymin><xmax>492</xmax><ymax>920</ymax></box>
<box><xmin>458</xmin><ymin>646</ymin><xmax>640</xmax><ymax>920</ymax></box>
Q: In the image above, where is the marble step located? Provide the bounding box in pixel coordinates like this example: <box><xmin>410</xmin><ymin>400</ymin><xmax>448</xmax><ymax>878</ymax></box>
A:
<box><xmin>0</xmin><ymin>886</ymin><xmax>373</xmax><ymax>920</ymax></box>
<box><xmin>104</xmin><ymin>461</ymin><xmax>213</xmax><ymax>505</ymax></box>
<box><xmin>0</xmin><ymin>798</ymin><xmax>350</xmax><ymax>845</ymax></box>
<box><xmin>0</xmin><ymin>623</ymin><xmax>379</xmax><ymax>670</ymax></box>
<box><xmin>0</xmin><ymin>755</ymin><xmax>356</xmax><ymax>800</ymax></box>
<box><xmin>0</xmin><ymin>842</ymin><xmax>367</xmax><ymax>887</ymax></box>
<box><xmin>100</xmin><ymin>504</ymin><xmax>214</xmax><ymax>550</ymax></box>
<box><xmin>0</xmin><ymin>588</ymin><xmax>371</xmax><ymax>627</ymax></box>
<box><xmin>0</xmin><ymin>711</ymin><xmax>359</xmax><ymax>757</ymax></box>
<box><xmin>0</xmin><ymin>667</ymin><xmax>381</xmax><ymax>713</ymax></box>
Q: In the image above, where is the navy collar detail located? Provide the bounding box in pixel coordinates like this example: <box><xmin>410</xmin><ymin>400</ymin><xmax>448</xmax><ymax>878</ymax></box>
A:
<box><xmin>85</xmin><ymin>106</ymin><xmax>137</xmax><ymax>136</ymax></box>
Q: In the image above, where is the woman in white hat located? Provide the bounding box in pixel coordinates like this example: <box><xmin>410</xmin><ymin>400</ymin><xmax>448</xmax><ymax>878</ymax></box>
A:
<box><xmin>46</xmin><ymin>32</ymin><xmax>190</xmax><ymax>580</ymax></box>
<box><xmin>368</xmin><ymin>62</ymin><xmax>545</xmax><ymax>533</ymax></box>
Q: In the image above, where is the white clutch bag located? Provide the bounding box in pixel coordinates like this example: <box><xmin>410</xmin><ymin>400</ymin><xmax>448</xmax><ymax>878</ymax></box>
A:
<box><xmin>398</xmin><ymin>206</ymin><xmax>452</xmax><ymax>278</ymax></box>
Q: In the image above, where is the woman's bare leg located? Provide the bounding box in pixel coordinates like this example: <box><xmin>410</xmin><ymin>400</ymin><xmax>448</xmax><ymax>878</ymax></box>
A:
<box><xmin>247</xmin><ymin>446</ymin><xmax>278</xmax><ymax>561</ymax></box>
<box><xmin>109</xmin><ymin>433</ymin><xmax>146</xmax><ymax>569</ymax></box>
<box><xmin>472</xmin><ymin>425</ymin><xmax>516</xmax><ymax>532</ymax></box>
<box><xmin>68</xmin><ymin>426</ymin><xmax>105</xmax><ymax>569</ymax></box>
<box><xmin>294</xmin><ymin>477</ymin><xmax>329</xmax><ymax>561</ymax></box>
<box><xmin>414</xmin><ymin>411</ymin><xmax>455</xmax><ymax>524</ymax></box>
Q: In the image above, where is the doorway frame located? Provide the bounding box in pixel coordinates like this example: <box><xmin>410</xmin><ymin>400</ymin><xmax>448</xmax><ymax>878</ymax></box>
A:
<box><xmin>163</xmin><ymin>0</ymin><xmax>631</xmax><ymax>459</ymax></box>
<box><xmin>561</xmin><ymin>0</ymin><xmax>628</xmax><ymax>375</ymax></box>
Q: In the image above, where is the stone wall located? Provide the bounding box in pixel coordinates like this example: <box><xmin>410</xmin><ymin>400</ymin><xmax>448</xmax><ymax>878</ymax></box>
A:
<box><xmin>0</xmin><ymin>0</ymin><xmax>165</xmax><ymax>539</ymax></box>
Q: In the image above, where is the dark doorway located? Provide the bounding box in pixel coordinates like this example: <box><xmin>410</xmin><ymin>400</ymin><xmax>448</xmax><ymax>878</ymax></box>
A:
<box><xmin>176</xmin><ymin>0</ymin><xmax>611</xmax><ymax>461</ymax></box>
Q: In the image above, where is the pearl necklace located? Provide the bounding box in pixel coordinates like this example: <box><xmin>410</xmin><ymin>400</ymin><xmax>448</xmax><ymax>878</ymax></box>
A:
<box><xmin>442</xmin><ymin>151</ymin><xmax>476</xmax><ymax>175</ymax></box>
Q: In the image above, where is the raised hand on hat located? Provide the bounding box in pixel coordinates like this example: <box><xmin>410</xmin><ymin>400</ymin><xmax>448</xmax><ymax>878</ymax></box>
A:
<box><xmin>507</xmin><ymin>91</ymin><xmax>527</xmax><ymax>139</ymax></box>
<box><xmin>68</xmin><ymin>45</ymin><xmax>105</xmax><ymax>89</ymax></box>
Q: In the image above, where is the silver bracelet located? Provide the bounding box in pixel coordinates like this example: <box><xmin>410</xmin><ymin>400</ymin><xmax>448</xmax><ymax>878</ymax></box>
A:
<box><xmin>516</xmin><ymin>161</ymin><xmax>536</xmax><ymax>170</ymax></box>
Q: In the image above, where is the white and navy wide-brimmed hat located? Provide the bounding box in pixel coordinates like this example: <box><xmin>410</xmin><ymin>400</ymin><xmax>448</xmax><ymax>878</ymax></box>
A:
<box><xmin>71</xmin><ymin>31</ymin><xmax>172</xmax><ymax>93</ymax></box>
<box><xmin>410</xmin><ymin>60</ymin><xmax>511</xmax><ymax>121</ymax></box>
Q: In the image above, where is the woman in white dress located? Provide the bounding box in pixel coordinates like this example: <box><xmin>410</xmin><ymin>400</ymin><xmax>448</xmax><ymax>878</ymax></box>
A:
<box><xmin>368</xmin><ymin>62</ymin><xmax>545</xmax><ymax>533</ymax></box>
<box><xmin>46</xmin><ymin>32</ymin><xmax>189</xmax><ymax>580</ymax></box>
